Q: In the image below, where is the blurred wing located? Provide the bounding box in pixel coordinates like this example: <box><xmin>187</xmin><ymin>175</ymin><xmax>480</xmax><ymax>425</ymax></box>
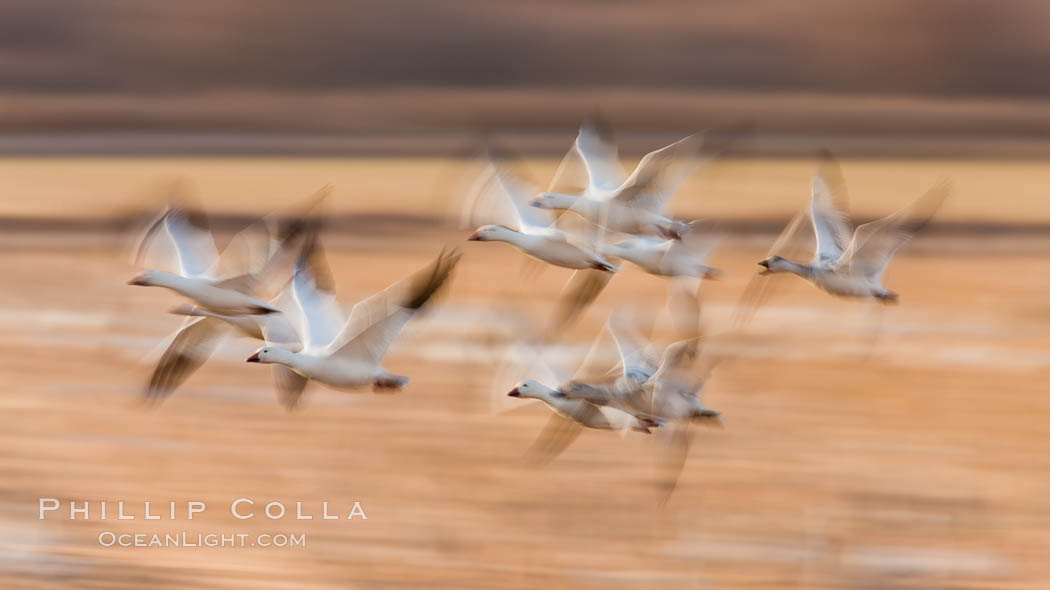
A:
<box><xmin>570</xmin><ymin>322</ymin><xmax>622</xmax><ymax>383</ymax></box>
<box><xmin>768</xmin><ymin>209</ymin><xmax>813</xmax><ymax>259</ymax></box>
<box><xmin>259</xmin><ymin>301</ymin><xmax>302</xmax><ymax>349</ymax></box>
<box><xmin>732</xmin><ymin>210</ymin><xmax>811</xmax><ymax>328</ymax></box>
<box><xmin>652</xmin><ymin>338</ymin><xmax>702</xmax><ymax>392</ymax></box>
<box><xmin>524</xmin><ymin>411</ymin><xmax>584</xmax><ymax>466</ymax></box>
<box><xmin>657</xmin><ymin>423</ymin><xmax>692</xmax><ymax>504</ymax></box>
<box><xmin>291</xmin><ymin>236</ymin><xmax>345</xmax><ymax>351</ymax></box>
<box><xmin>668</xmin><ymin>276</ymin><xmax>702</xmax><ymax>341</ymax></box>
<box><xmin>208</xmin><ymin>220</ymin><xmax>273</xmax><ymax>284</ymax></box>
<box><xmin>840</xmin><ymin>178</ymin><xmax>952</xmax><ymax>281</ymax></box>
<box><xmin>462</xmin><ymin>159</ymin><xmax>552</xmax><ymax>232</ymax></box>
<box><xmin>608</xmin><ymin>311</ymin><xmax>658</xmax><ymax>377</ymax></box>
<box><xmin>614</xmin><ymin>133</ymin><xmax>705</xmax><ymax>214</ymax></box>
<box><xmin>246</xmin><ymin>187</ymin><xmax>329</xmax><ymax>300</ymax></box>
<box><xmin>543</xmin><ymin>270</ymin><xmax>614</xmax><ymax>340</ymax></box>
<box><xmin>144</xmin><ymin>317</ymin><xmax>228</xmax><ymax>404</ymax></box>
<box><xmin>331</xmin><ymin>251</ymin><xmax>459</xmax><ymax>364</ymax></box>
<box><xmin>546</xmin><ymin>139</ymin><xmax>590</xmax><ymax>195</ymax></box>
<box><xmin>273</xmin><ymin>366</ymin><xmax>309</xmax><ymax>410</ymax></box>
<box><xmin>574</xmin><ymin>116</ymin><xmax>628</xmax><ymax>191</ymax></box>
<box><xmin>810</xmin><ymin>152</ymin><xmax>853</xmax><ymax>264</ymax></box>
<box><xmin>164</xmin><ymin>208</ymin><xmax>220</xmax><ymax>278</ymax></box>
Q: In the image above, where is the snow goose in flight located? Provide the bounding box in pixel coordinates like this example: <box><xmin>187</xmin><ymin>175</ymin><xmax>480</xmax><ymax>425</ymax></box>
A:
<box><xmin>245</xmin><ymin>238</ymin><xmax>460</xmax><ymax>392</ymax></box>
<box><xmin>556</xmin><ymin>313</ymin><xmax>722</xmax><ymax>427</ymax></box>
<box><xmin>530</xmin><ymin>117</ymin><xmax>706</xmax><ymax>239</ymax></box>
<box><xmin>139</xmin><ymin>193</ymin><xmax>327</xmax><ymax>406</ymax></box>
<box><xmin>753</xmin><ymin>153</ymin><xmax>951</xmax><ymax>303</ymax></box>
<box><xmin>463</xmin><ymin>156</ymin><xmax>617</xmax><ymax>272</ymax></box>
<box><xmin>129</xmin><ymin>202</ymin><xmax>303</xmax><ymax>316</ymax></box>
<box><xmin>555</xmin><ymin>313</ymin><xmax>724</xmax><ymax>500</ymax></box>
<box><xmin>501</xmin><ymin>335</ymin><xmax>657</xmax><ymax>465</ymax></box>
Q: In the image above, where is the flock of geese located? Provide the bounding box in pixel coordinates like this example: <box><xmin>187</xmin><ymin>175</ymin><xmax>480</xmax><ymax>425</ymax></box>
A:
<box><xmin>128</xmin><ymin>118</ymin><xmax>951</xmax><ymax>498</ymax></box>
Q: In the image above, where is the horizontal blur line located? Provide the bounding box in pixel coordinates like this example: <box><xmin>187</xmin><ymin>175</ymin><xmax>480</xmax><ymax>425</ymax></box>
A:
<box><xmin>0</xmin><ymin>214</ymin><xmax>1049</xmax><ymax>237</ymax></box>
<box><xmin>3</xmin><ymin>132</ymin><xmax>1050</xmax><ymax>158</ymax></box>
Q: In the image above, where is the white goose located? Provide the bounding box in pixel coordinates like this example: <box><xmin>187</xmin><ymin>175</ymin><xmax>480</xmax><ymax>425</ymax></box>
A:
<box><xmin>129</xmin><ymin>206</ymin><xmax>285</xmax><ymax>316</ymax></box>
<box><xmin>554</xmin><ymin>313</ymin><xmax>724</xmax><ymax>500</ymax></box>
<box><xmin>463</xmin><ymin>157</ymin><xmax>617</xmax><ymax>272</ymax></box>
<box><xmin>245</xmin><ymin>238</ymin><xmax>460</xmax><ymax>393</ymax></box>
<box><xmin>600</xmin><ymin>226</ymin><xmax>722</xmax><ymax>280</ymax></box>
<box><xmin>137</xmin><ymin>191</ymin><xmax>325</xmax><ymax>406</ymax></box>
<box><xmin>530</xmin><ymin>118</ymin><xmax>706</xmax><ymax>239</ymax></box>
<box><xmin>556</xmin><ymin>314</ymin><xmax>722</xmax><ymax>426</ymax></box>
<box><xmin>755</xmin><ymin>154</ymin><xmax>952</xmax><ymax>303</ymax></box>
<box><xmin>503</xmin><ymin>342</ymin><xmax>657</xmax><ymax>465</ymax></box>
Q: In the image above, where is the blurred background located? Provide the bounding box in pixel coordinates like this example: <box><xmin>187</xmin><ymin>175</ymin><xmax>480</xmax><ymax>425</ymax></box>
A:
<box><xmin>2</xmin><ymin>1</ymin><xmax>1050</xmax><ymax>588</ymax></box>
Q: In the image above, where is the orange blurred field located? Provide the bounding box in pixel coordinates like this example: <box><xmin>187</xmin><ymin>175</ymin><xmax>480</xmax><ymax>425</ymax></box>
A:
<box><xmin>1</xmin><ymin>158</ymin><xmax>1049</xmax><ymax>589</ymax></box>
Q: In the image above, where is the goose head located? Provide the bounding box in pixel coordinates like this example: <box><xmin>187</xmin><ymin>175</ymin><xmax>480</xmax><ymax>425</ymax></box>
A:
<box><xmin>468</xmin><ymin>224</ymin><xmax>517</xmax><ymax>242</ymax></box>
<box><xmin>530</xmin><ymin>192</ymin><xmax>576</xmax><ymax>211</ymax></box>
<box><xmin>757</xmin><ymin>255</ymin><xmax>792</xmax><ymax>275</ymax></box>
<box><xmin>245</xmin><ymin>346</ymin><xmax>287</xmax><ymax>364</ymax></box>
<box><xmin>127</xmin><ymin>269</ymin><xmax>172</xmax><ymax>286</ymax></box>
<box><xmin>507</xmin><ymin>380</ymin><xmax>556</xmax><ymax>400</ymax></box>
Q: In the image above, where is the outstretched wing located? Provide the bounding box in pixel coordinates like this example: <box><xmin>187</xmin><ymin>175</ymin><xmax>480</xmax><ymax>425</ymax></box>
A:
<box><xmin>668</xmin><ymin>276</ymin><xmax>702</xmax><ymax>341</ymax></box>
<box><xmin>810</xmin><ymin>151</ymin><xmax>853</xmax><ymax>265</ymax></box>
<box><xmin>230</xmin><ymin>186</ymin><xmax>329</xmax><ymax>299</ymax></box>
<box><xmin>543</xmin><ymin>270</ymin><xmax>614</xmax><ymax>340</ymax></box>
<box><xmin>144</xmin><ymin>317</ymin><xmax>228</xmax><ymax>404</ymax></box>
<box><xmin>291</xmin><ymin>235</ymin><xmax>345</xmax><ymax>352</ymax></box>
<box><xmin>608</xmin><ymin>311</ymin><xmax>659</xmax><ymax>378</ymax></box>
<box><xmin>134</xmin><ymin>202</ymin><xmax>219</xmax><ymax>279</ymax></box>
<box><xmin>613</xmin><ymin>133</ymin><xmax>706</xmax><ymax>215</ymax></box>
<box><xmin>657</xmin><ymin>423</ymin><xmax>692</xmax><ymax>504</ymax></box>
<box><xmin>163</xmin><ymin>205</ymin><xmax>220</xmax><ymax>279</ymax></box>
<box><xmin>330</xmin><ymin>250</ymin><xmax>460</xmax><ymax>366</ymax></box>
<box><xmin>652</xmin><ymin>338</ymin><xmax>703</xmax><ymax>394</ymax></box>
<box><xmin>839</xmin><ymin>178</ymin><xmax>952</xmax><ymax>282</ymax></box>
<box><xmin>272</xmin><ymin>366</ymin><xmax>308</xmax><ymax>410</ymax></box>
<box><xmin>462</xmin><ymin>157</ymin><xmax>553</xmax><ymax>233</ymax></box>
<box><xmin>731</xmin><ymin>209</ymin><xmax>812</xmax><ymax>328</ymax></box>
<box><xmin>549</xmin><ymin>116</ymin><xmax>628</xmax><ymax>195</ymax></box>
<box><xmin>524</xmin><ymin>411</ymin><xmax>584</xmax><ymax>466</ymax></box>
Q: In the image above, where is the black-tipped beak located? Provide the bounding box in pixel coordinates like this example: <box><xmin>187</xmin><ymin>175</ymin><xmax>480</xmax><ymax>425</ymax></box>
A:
<box><xmin>467</xmin><ymin>231</ymin><xmax>483</xmax><ymax>241</ymax></box>
<box><xmin>757</xmin><ymin>260</ymin><xmax>769</xmax><ymax>269</ymax></box>
<box><xmin>507</xmin><ymin>388</ymin><xmax>521</xmax><ymax>397</ymax></box>
<box><xmin>127</xmin><ymin>275</ymin><xmax>146</xmax><ymax>286</ymax></box>
<box><xmin>245</xmin><ymin>352</ymin><xmax>261</xmax><ymax>363</ymax></box>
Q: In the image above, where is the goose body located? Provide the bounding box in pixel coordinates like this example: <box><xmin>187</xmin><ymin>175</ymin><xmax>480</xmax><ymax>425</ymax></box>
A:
<box><xmin>508</xmin><ymin>380</ymin><xmax>652</xmax><ymax>432</ymax></box>
<box><xmin>601</xmin><ymin>233</ymin><xmax>720</xmax><ymax>279</ymax></box>
<box><xmin>129</xmin><ymin>206</ymin><xmax>294</xmax><ymax>315</ymax></box>
<box><xmin>558</xmin><ymin>319</ymin><xmax>722</xmax><ymax>425</ymax></box>
<box><xmin>756</xmin><ymin>154</ymin><xmax>951</xmax><ymax>304</ymax></box>
<box><xmin>530</xmin><ymin>119</ymin><xmax>705</xmax><ymax>238</ymax></box>
<box><xmin>469</xmin><ymin>225</ymin><xmax>614</xmax><ymax>271</ymax></box>
<box><xmin>130</xmin><ymin>270</ymin><xmax>280</xmax><ymax>316</ymax></box>
<box><xmin>464</xmin><ymin>159</ymin><xmax>616</xmax><ymax>272</ymax></box>
<box><xmin>533</xmin><ymin>193</ymin><xmax>687</xmax><ymax>238</ymax></box>
<box><xmin>246</xmin><ymin>239</ymin><xmax>460</xmax><ymax>394</ymax></box>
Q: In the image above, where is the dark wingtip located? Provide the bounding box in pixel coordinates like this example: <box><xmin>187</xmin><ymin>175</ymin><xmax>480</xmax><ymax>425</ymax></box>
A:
<box><xmin>403</xmin><ymin>249</ymin><xmax>462</xmax><ymax>311</ymax></box>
